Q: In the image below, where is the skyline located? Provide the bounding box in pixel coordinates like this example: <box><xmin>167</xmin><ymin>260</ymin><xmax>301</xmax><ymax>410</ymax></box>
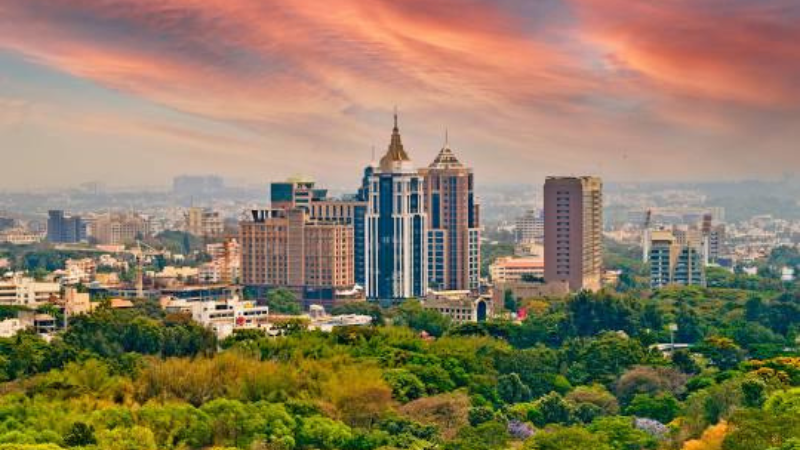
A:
<box><xmin>1</xmin><ymin>0</ymin><xmax>799</xmax><ymax>189</ymax></box>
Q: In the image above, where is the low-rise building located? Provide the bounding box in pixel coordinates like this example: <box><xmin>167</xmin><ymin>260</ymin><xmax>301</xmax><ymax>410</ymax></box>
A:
<box><xmin>423</xmin><ymin>290</ymin><xmax>492</xmax><ymax>324</ymax></box>
<box><xmin>0</xmin><ymin>274</ymin><xmax>61</xmax><ymax>307</ymax></box>
<box><xmin>489</xmin><ymin>257</ymin><xmax>545</xmax><ymax>283</ymax></box>
<box><xmin>183</xmin><ymin>298</ymin><xmax>270</xmax><ymax>339</ymax></box>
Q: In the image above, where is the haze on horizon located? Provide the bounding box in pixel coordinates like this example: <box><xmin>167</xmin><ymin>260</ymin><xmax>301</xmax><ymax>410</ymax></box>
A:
<box><xmin>1</xmin><ymin>0</ymin><xmax>799</xmax><ymax>190</ymax></box>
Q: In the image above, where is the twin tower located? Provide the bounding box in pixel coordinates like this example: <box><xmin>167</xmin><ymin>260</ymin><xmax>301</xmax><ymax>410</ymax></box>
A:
<box><xmin>359</xmin><ymin>114</ymin><xmax>480</xmax><ymax>304</ymax></box>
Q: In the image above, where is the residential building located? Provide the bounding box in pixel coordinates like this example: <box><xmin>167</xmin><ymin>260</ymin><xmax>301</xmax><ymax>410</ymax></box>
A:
<box><xmin>544</xmin><ymin>176</ymin><xmax>603</xmax><ymax>292</ymax></box>
<box><xmin>47</xmin><ymin>210</ymin><xmax>85</xmax><ymax>243</ymax></box>
<box><xmin>489</xmin><ymin>256</ymin><xmax>545</xmax><ymax>283</ymax></box>
<box><xmin>649</xmin><ymin>230</ymin><xmax>680</xmax><ymax>289</ymax></box>
<box><xmin>364</xmin><ymin>114</ymin><xmax>427</xmax><ymax>304</ymax></box>
<box><xmin>649</xmin><ymin>229</ymin><xmax>706</xmax><ymax>288</ymax></box>
<box><xmin>206</xmin><ymin>238</ymin><xmax>241</xmax><ymax>284</ymax></box>
<box><xmin>185</xmin><ymin>207</ymin><xmax>224</xmax><ymax>238</ymax></box>
<box><xmin>420</xmin><ymin>136</ymin><xmax>480</xmax><ymax>292</ymax></box>
<box><xmin>0</xmin><ymin>274</ymin><xmax>60</xmax><ymax>306</ymax></box>
<box><xmin>184</xmin><ymin>298</ymin><xmax>270</xmax><ymax>339</ymax></box>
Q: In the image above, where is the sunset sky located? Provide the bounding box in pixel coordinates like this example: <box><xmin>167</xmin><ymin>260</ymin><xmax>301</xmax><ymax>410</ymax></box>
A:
<box><xmin>1</xmin><ymin>0</ymin><xmax>798</xmax><ymax>189</ymax></box>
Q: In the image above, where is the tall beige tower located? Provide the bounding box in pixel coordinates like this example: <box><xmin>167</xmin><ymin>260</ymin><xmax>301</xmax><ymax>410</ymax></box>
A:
<box><xmin>544</xmin><ymin>176</ymin><xmax>603</xmax><ymax>292</ymax></box>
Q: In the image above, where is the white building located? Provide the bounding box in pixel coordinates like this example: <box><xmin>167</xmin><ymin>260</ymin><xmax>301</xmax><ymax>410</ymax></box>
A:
<box><xmin>178</xmin><ymin>298</ymin><xmax>270</xmax><ymax>339</ymax></box>
<box><xmin>0</xmin><ymin>274</ymin><xmax>61</xmax><ymax>306</ymax></box>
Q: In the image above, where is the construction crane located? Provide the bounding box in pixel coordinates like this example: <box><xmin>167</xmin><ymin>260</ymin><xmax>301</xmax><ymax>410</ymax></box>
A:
<box><xmin>642</xmin><ymin>209</ymin><xmax>652</xmax><ymax>263</ymax></box>
<box><xmin>130</xmin><ymin>240</ymin><xmax>163</xmax><ymax>299</ymax></box>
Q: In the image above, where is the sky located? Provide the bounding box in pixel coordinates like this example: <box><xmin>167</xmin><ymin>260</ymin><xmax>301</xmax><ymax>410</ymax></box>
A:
<box><xmin>1</xmin><ymin>0</ymin><xmax>799</xmax><ymax>190</ymax></box>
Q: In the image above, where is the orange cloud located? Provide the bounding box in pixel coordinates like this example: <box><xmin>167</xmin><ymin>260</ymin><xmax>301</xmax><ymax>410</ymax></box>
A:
<box><xmin>571</xmin><ymin>0</ymin><xmax>800</xmax><ymax>109</ymax></box>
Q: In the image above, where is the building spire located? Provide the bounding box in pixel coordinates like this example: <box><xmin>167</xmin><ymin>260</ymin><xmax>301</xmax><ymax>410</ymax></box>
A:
<box><xmin>380</xmin><ymin>108</ymin><xmax>411</xmax><ymax>171</ymax></box>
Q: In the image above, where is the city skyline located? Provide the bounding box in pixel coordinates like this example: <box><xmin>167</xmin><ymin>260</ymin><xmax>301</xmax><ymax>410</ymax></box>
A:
<box><xmin>2</xmin><ymin>0</ymin><xmax>799</xmax><ymax>189</ymax></box>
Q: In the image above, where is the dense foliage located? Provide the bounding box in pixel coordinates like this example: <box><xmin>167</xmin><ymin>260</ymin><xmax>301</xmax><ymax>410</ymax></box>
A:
<box><xmin>1</xmin><ymin>283</ymin><xmax>800</xmax><ymax>449</ymax></box>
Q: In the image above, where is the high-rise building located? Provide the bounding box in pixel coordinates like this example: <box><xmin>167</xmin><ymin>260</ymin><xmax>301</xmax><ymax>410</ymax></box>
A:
<box><xmin>270</xmin><ymin>177</ymin><xmax>328</xmax><ymax>210</ymax></box>
<box><xmin>543</xmin><ymin>176</ymin><xmax>603</xmax><ymax>292</ymax></box>
<box><xmin>240</xmin><ymin>208</ymin><xmax>355</xmax><ymax>310</ymax></box>
<box><xmin>47</xmin><ymin>210</ymin><xmax>86</xmax><ymax>243</ymax></box>
<box><xmin>185</xmin><ymin>207</ymin><xmax>224</xmax><ymax>238</ymax></box>
<box><xmin>364</xmin><ymin>114</ymin><xmax>427</xmax><ymax>304</ymax></box>
<box><xmin>420</xmin><ymin>137</ymin><xmax>480</xmax><ymax>291</ymax></box>
<box><xmin>649</xmin><ymin>230</ymin><xmax>679</xmax><ymax>289</ymax></box>
<box><xmin>648</xmin><ymin>229</ymin><xmax>706</xmax><ymax>288</ymax></box>
<box><xmin>515</xmin><ymin>209</ymin><xmax>544</xmax><ymax>244</ymax></box>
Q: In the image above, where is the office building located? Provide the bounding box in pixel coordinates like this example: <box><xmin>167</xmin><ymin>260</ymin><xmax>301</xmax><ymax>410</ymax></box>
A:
<box><xmin>420</xmin><ymin>137</ymin><xmax>480</xmax><ymax>291</ymax></box>
<box><xmin>185</xmin><ymin>207</ymin><xmax>224</xmax><ymax>238</ymax></box>
<box><xmin>364</xmin><ymin>114</ymin><xmax>427</xmax><ymax>304</ymax></box>
<box><xmin>270</xmin><ymin>177</ymin><xmax>328</xmax><ymax>210</ymax></box>
<box><xmin>543</xmin><ymin>176</ymin><xmax>603</xmax><ymax>292</ymax></box>
<box><xmin>47</xmin><ymin>210</ymin><xmax>85</xmax><ymax>243</ymax></box>
<box><xmin>240</xmin><ymin>208</ymin><xmax>355</xmax><ymax>310</ymax></box>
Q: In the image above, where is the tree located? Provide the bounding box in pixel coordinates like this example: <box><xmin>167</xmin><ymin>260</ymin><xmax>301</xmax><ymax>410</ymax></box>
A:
<box><xmin>589</xmin><ymin>416</ymin><xmax>658</xmax><ymax>450</ymax></box>
<box><xmin>504</xmin><ymin>289</ymin><xmax>518</xmax><ymax>313</ymax></box>
<box><xmin>395</xmin><ymin>300</ymin><xmax>451</xmax><ymax>337</ymax></box>
<box><xmin>383</xmin><ymin>369</ymin><xmax>425</xmax><ymax>402</ymax></box>
<box><xmin>526</xmin><ymin>426</ymin><xmax>612</xmax><ymax>450</ymax></box>
<box><xmin>63</xmin><ymin>422</ymin><xmax>96</xmax><ymax>447</ymax></box>
<box><xmin>497</xmin><ymin>373</ymin><xmax>532</xmax><ymax>404</ymax></box>
<box><xmin>267</xmin><ymin>288</ymin><xmax>301</xmax><ymax>315</ymax></box>
<box><xmin>296</xmin><ymin>416</ymin><xmax>352</xmax><ymax>450</ymax></box>
<box><xmin>625</xmin><ymin>393</ymin><xmax>680</xmax><ymax>423</ymax></box>
<box><xmin>534</xmin><ymin>392</ymin><xmax>574</xmax><ymax>426</ymax></box>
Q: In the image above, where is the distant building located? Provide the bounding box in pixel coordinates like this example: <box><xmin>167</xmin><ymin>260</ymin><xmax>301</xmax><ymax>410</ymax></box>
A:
<box><xmin>90</xmin><ymin>213</ymin><xmax>151</xmax><ymax>245</ymax></box>
<box><xmin>489</xmin><ymin>256</ymin><xmax>545</xmax><ymax>284</ymax></box>
<box><xmin>516</xmin><ymin>209</ymin><xmax>544</xmax><ymax>244</ymax></box>
<box><xmin>0</xmin><ymin>228</ymin><xmax>44</xmax><ymax>245</ymax></box>
<box><xmin>420</xmin><ymin>136</ymin><xmax>481</xmax><ymax>292</ymax></box>
<box><xmin>47</xmin><ymin>210</ymin><xmax>86</xmax><ymax>243</ymax></box>
<box><xmin>364</xmin><ymin>114</ymin><xmax>427</xmax><ymax>304</ymax></box>
<box><xmin>185</xmin><ymin>207</ymin><xmax>224</xmax><ymax>238</ymax></box>
<box><xmin>0</xmin><ymin>217</ymin><xmax>16</xmax><ymax>231</ymax></box>
<box><xmin>544</xmin><ymin>176</ymin><xmax>603</xmax><ymax>292</ymax></box>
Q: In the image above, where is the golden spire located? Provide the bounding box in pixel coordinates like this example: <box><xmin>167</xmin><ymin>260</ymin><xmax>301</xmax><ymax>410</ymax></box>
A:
<box><xmin>380</xmin><ymin>108</ymin><xmax>411</xmax><ymax>170</ymax></box>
